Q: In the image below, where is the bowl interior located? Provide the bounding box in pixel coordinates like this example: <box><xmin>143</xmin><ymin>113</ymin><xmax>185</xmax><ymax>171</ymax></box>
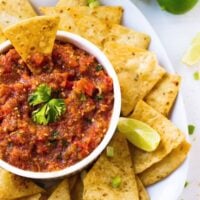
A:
<box><xmin>0</xmin><ymin>31</ymin><xmax>121</xmax><ymax>179</ymax></box>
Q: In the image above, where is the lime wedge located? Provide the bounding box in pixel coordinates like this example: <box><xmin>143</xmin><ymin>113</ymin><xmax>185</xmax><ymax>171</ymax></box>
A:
<box><xmin>117</xmin><ymin>117</ymin><xmax>160</xmax><ymax>152</ymax></box>
<box><xmin>182</xmin><ymin>44</ymin><xmax>200</xmax><ymax>66</ymax></box>
<box><xmin>157</xmin><ymin>0</ymin><xmax>198</xmax><ymax>15</ymax></box>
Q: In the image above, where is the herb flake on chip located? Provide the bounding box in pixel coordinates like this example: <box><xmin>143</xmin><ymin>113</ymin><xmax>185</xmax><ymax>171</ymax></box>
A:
<box><xmin>111</xmin><ymin>176</ymin><xmax>121</xmax><ymax>188</ymax></box>
<box><xmin>106</xmin><ymin>146</ymin><xmax>114</xmax><ymax>157</ymax></box>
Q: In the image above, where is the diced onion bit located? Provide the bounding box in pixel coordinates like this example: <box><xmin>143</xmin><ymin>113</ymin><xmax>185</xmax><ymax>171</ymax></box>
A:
<box><xmin>193</xmin><ymin>71</ymin><xmax>200</xmax><ymax>80</ymax></box>
<box><xmin>188</xmin><ymin>124</ymin><xmax>195</xmax><ymax>135</ymax></box>
<box><xmin>106</xmin><ymin>146</ymin><xmax>114</xmax><ymax>157</ymax></box>
<box><xmin>111</xmin><ymin>176</ymin><xmax>121</xmax><ymax>188</ymax></box>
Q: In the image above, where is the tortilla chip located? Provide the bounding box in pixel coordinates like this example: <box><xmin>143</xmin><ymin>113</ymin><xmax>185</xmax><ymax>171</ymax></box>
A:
<box><xmin>0</xmin><ymin>168</ymin><xmax>43</xmax><ymax>199</ymax></box>
<box><xmin>83</xmin><ymin>132</ymin><xmax>139</xmax><ymax>200</ymax></box>
<box><xmin>138</xmin><ymin>140</ymin><xmax>190</xmax><ymax>186</ymax></box>
<box><xmin>67</xmin><ymin>6</ymin><xmax>123</xmax><ymax>25</ymax></box>
<box><xmin>40</xmin><ymin>7</ymin><xmax>78</xmax><ymax>33</ymax></box>
<box><xmin>104</xmin><ymin>42</ymin><xmax>165</xmax><ymax>116</ymax></box>
<box><xmin>129</xmin><ymin>101</ymin><xmax>185</xmax><ymax>174</ymax></box>
<box><xmin>18</xmin><ymin>193</ymin><xmax>42</xmax><ymax>200</ymax></box>
<box><xmin>73</xmin><ymin>15</ymin><xmax>108</xmax><ymax>48</ymax></box>
<box><xmin>144</xmin><ymin>73</ymin><xmax>181</xmax><ymax>116</ymax></box>
<box><xmin>0</xmin><ymin>27</ymin><xmax>6</xmax><ymax>43</ymax></box>
<box><xmin>48</xmin><ymin>179</ymin><xmax>70</xmax><ymax>200</ymax></box>
<box><xmin>0</xmin><ymin>0</ymin><xmax>37</xmax><ymax>29</ymax></box>
<box><xmin>136</xmin><ymin>176</ymin><xmax>150</xmax><ymax>200</ymax></box>
<box><xmin>4</xmin><ymin>16</ymin><xmax>59</xmax><ymax>74</ymax></box>
<box><xmin>71</xmin><ymin>175</ymin><xmax>84</xmax><ymax>200</ymax></box>
<box><xmin>104</xmin><ymin>24</ymin><xmax>150</xmax><ymax>49</ymax></box>
<box><xmin>56</xmin><ymin>0</ymin><xmax>87</xmax><ymax>7</ymax></box>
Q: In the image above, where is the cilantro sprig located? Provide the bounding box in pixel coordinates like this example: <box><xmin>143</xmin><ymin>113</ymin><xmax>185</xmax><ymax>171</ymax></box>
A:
<box><xmin>28</xmin><ymin>84</ymin><xmax>51</xmax><ymax>106</ymax></box>
<box><xmin>29</xmin><ymin>84</ymin><xmax>66</xmax><ymax>125</ymax></box>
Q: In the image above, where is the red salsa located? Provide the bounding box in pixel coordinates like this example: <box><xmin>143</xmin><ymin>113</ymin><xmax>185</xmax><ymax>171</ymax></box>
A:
<box><xmin>0</xmin><ymin>41</ymin><xmax>113</xmax><ymax>172</ymax></box>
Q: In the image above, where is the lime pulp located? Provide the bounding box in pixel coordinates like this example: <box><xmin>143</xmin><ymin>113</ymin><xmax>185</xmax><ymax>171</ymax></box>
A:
<box><xmin>117</xmin><ymin>117</ymin><xmax>161</xmax><ymax>152</ymax></box>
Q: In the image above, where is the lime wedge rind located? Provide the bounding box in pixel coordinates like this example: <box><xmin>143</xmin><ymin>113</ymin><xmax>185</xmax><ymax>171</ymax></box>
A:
<box><xmin>117</xmin><ymin>117</ymin><xmax>161</xmax><ymax>152</ymax></box>
<box><xmin>157</xmin><ymin>0</ymin><xmax>198</xmax><ymax>15</ymax></box>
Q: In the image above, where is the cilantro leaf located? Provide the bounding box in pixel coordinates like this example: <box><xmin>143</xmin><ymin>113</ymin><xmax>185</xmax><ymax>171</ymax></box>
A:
<box><xmin>32</xmin><ymin>99</ymin><xmax>66</xmax><ymax>125</ymax></box>
<box><xmin>28</xmin><ymin>84</ymin><xmax>51</xmax><ymax>106</ymax></box>
<box><xmin>47</xmin><ymin>99</ymin><xmax>66</xmax><ymax>123</ymax></box>
<box><xmin>32</xmin><ymin>104</ymin><xmax>49</xmax><ymax>125</ymax></box>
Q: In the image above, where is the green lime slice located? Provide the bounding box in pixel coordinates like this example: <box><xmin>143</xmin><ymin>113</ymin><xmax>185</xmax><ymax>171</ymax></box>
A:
<box><xmin>157</xmin><ymin>0</ymin><xmax>198</xmax><ymax>14</ymax></box>
<box><xmin>117</xmin><ymin>117</ymin><xmax>160</xmax><ymax>152</ymax></box>
<box><xmin>182</xmin><ymin>44</ymin><xmax>200</xmax><ymax>66</ymax></box>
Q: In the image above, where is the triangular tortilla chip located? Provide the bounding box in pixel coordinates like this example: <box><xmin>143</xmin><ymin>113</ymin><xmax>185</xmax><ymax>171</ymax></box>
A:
<box><xmin>144</xmin><ymin>73</ymin><xmax>181</xmax><ymax>116</ymax></box>
<box><xmin>129</xmin><ymin>101</ymin><xmax>185</xmax><ymax>174</ymax></box>
<box><xmin>48</xmin><ymin>179</ymin><xmax>70</xmax><ymax>200</ymax></box>
<box><xmin>4</xmin><ymin>16</ymin><xmax>59</xmax><ymax>74</ymax></box>
<box><xmin>18</xmin><ymin>193</ymin><xmax>42</xmax><ymax>200</ymax></box>
<box><xmin>0</xmin><ymin>168</ymin><xmax>43</xmax><ymax>199</ymax></box>
<box><xmin>104</xmin><ymin>42</ymin><xmax>165</xmax><ymax>116</ymax></box>
<box><xmin>83</xmin><ymin>132</ymin><xmax>139</xmax><ymax>200</ymax></box>
<box><xmin>56</xmin><ymin>0</ymin><xmax>87</xmax><ymax>7</ymax></box>
<box><xmin>0</xmin><ymin>27</ymin><xmax>6</xmax><ymax>43</ymax></box>
<box><xmin>135</xmin><ymin>176</ymin><xmax>150</xmax><ymax>200</ymax></box>
<box><xmin>0</xmin><ymin>0</ymin><xmax>37</xmax><ymax>29</ymax></box>
<box><xmin>138</xmin><ymin>140</ymin><xmax>190</xmax><ymax>186</ymax></box>
<box><xmin>104</xmin><ymin>24</ymin><xmax>150</xmax><ymax>49</ymax></box>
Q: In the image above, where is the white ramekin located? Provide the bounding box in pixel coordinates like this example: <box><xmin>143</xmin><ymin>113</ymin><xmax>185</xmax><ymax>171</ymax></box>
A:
<box><xmin>0</xmin><ymin>31</ymin><xmax>121</xmax><ymax>179</ymax></box>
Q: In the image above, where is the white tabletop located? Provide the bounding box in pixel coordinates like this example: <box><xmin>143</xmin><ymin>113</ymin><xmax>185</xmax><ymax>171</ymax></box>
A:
<box><xmin>130</xmin><ymin>1</ymin><xmax>200</xmax><ymax>199</ymax></box>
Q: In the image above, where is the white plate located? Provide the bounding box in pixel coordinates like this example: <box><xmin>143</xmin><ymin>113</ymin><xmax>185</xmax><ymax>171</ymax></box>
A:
<box><xmin>30</xmin><ymin>0</ymin><xmax>189</xmax><ymax>199</ymax></box>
